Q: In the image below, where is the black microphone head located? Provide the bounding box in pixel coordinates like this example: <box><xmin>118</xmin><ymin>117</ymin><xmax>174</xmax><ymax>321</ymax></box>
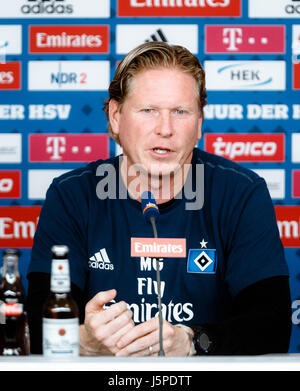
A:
<box><xmin>141</xmin><ymin>191</ymin><xmax>160</xmax><ymax>222</ymax></box>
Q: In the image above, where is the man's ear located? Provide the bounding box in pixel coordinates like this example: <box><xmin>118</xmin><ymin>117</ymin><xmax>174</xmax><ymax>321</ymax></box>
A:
<box><xmin>108</xmin><ymin>99</ymin><xmax>121</xmax><ymax>136</ymax></box>
<box><xmin>197</xmin><ymin>116</ymin><xmax>203</xmax><ymax>141</ymax></box>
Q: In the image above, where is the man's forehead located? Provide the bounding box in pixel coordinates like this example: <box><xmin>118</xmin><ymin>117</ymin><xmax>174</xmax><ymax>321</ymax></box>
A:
<box><xmin>126</xmin><ymin>67</ymin><xmax>198</xmax><ymax>97</ymax></box>
<box><xmin>128</xmin><ymin>66</ymin><xmax>192</xmax><ymax>82</ymax></box>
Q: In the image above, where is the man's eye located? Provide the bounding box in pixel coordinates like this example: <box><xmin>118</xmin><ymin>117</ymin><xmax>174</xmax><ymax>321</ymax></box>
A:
<box><xmin>143</xmin><ymin>109</ymin><xmax>153</xmax><ymax>113</ymax></box>
<box><xmin>176</xmin><ymin>109</ymin><xmax>185</xmax><ymax>114</ymax></box>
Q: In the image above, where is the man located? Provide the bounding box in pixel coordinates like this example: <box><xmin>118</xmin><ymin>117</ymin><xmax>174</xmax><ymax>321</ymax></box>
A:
<box><xmin>27</xmin><ymin>42</ymin><xmax>291</xmax><ymax>356</ymax></box>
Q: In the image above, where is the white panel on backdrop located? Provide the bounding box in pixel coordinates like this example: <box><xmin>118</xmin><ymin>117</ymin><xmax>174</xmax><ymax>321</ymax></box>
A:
<box><xmin>0</xmin><ymin>0</ymin><xmax>110</xmax><ymax>18</ymax></box>
<box><xmin>116</xmin><ymin>24</ymin><xmax>198</xmax><ymax>54</ymax></box>
<box><xmin>0</xmin><ymin>134</ymin><xmax>21</xmax><ymax>163</ymax></box>
<box><xmin>292</xmin><ymin>134</ymin><xmax>300</xmax><ymax>163</ymax></box>
<box><xmin>28</xmin><ymin>61</ymin><xmax>110</xmax><ymax>91</ymax></box>
<box><xmin>204</xmin><ymin>61</ymin><xmax>286</xmax><ymax>91</ymax></box>
<box><xmin>0</xmin><ymin>25</ymin><xmax>22</xmax><ymax>55</ymax></box>
<box><xmin>292</xmin><ymin>25</ymin><xmax>300</xmax><ymax>62</ymax></box>
<box><xmin>28</xmin><ymin>169</ymin><xmax>70</xmax><ymax>200</ymax></box>
<box><xmin>252</xmin><ymin>169</ymin><xmax>285</xmax><ymax>199</ymax></box>
<box><xmin>249</xmin><ymin>0</ymin><xmax>300</xmax><ymax>18</ymax></box>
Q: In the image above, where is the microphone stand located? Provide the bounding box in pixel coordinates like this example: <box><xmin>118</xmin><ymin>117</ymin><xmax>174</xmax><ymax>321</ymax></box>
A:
<box><xmin>150</xmin><ymin>216</ymin><xmax>165</xmax><ymax>357</ymax></box>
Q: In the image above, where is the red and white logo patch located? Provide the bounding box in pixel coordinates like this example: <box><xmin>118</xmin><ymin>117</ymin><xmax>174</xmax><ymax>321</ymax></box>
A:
<box><xmin>205</xmin><ymin>25</ymin><xmax>285</xmax><ymax>53</ymax></box>
<box><xmin>29</xmin><ymin>25</ymin><xmax>109</xmax><ymax>53</ymax></box>
<box><xmin>29</xmin><ymin>134</ymin><xmax>109</xmax><ymax>162</ymax></box>
<box><xmin>275</xmin><ymin>206</ymin><xmax>300</xmax><ymax>248</ymax></box>
<box><xmin>117</xmin><ymin>0</ymin><xmax>241</xmax><ymax>17</ymax></box>
<box><xmin>0</xmin><ymin>62</ymin><xmax>21</xmax><ymax>90</ymax></box>
<box><xmin>0</xmin><ymin>171</ymin><xmax>21</xmax><ymax>199</ymax></box>
<box><xmin>0</xmin><ymin>206</ymin><xmax>41</xmax><ymax>248</ymax></box>
<box><xmin>204</xmin><ymin>133</ymin><xmax>285</xmax><ymax>162</ymax></box>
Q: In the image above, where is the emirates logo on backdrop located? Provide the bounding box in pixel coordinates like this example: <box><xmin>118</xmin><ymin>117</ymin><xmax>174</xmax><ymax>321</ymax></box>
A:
<box><xmin>117</xmin><ymin>0</ymin><xmax>241</xmax><ymax>17</ymax></box>
<box><xmin>0</xmin><ymin>206</ymin><xmax>41</xmax><ymax>248</ymax></box>
<box><xmin>0</xmin><ymin>62</ymin><xmax>21</xmax><ymax>90</ymax></box>
<box><xmin>29</xmin><ymin>25</ymin><xmax>109</xmax><ymax>53</ymax></box>
<box><xmin>275</xmin><ymin>206</ymin><xmax>300</xmax><ymax>248</ymax></box>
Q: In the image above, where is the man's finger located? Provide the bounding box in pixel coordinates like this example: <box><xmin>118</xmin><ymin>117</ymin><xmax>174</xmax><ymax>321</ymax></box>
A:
<box><xmin>85</xmin><ymin>289</ymin><xmax>117</xmax><ymax>314</ymax></box>
<box><xmin>116</xmin><ymin>317</ymin><xmax>159</xmax><ymax>350</ymax></box>
<box><xmin>116</xmin><ymin>329</ymin><xmax>159</xmax><ymax>356</ymax></box>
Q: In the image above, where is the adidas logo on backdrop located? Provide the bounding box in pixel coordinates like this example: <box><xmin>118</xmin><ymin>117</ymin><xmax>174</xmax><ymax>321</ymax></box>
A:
<box><xmin>145</xmin><ymin>29</ymin><xmax>168</xmax><ymax>43</ymax></box>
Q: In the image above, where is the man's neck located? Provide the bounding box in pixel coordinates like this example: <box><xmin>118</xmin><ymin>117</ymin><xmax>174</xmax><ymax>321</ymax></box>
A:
<box><xmin>120</xmin><ymin>159</ymin><xmax>190</xmax><ymax>204</ymax></box>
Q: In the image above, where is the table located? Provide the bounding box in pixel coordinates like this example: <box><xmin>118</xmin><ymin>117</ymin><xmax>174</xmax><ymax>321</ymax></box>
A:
<box><xmin>0</xmin><ymin>354</ymin><xmax>300</xmax><ymax>371</ymax></box>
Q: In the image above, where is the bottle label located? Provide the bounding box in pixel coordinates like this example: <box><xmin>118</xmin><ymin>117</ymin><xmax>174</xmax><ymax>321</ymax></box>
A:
<box><xmin>43</xmin><ymin>318</ymin><xmax>79</xmax><ymax>357</ymax></box>
<box><xmin>50</xmin><ymin>259</ymin><xmax>70</xmax><ymax>293</ymax></box>
<box><xmin>0</xmin><ymin>301</ymin><xmax>5</xmax><ymax>324</ymax></box>
<box><xmin>0</xmin><ymin>301</ymin><xmax>23</xmax><ymax>324</ymax></box>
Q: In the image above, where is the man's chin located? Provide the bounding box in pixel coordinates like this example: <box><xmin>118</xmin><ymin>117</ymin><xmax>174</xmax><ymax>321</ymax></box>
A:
<box><xmin>146</xmin><ymin>163</ymin><xmax>182</xmax><ymax>178</ymax></box>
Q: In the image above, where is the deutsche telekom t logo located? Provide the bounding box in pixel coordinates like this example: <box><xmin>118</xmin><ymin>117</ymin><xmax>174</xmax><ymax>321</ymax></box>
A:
<box><xmin>205</xmin><ymin>25</ymin><xmax>285</xmax><ymax>54</ymax></box>
<box><xmin>222</xmin><ymin>28</ymin><xmax>243</xmax><ymax>51</ymax></box>
<box><xmin>29</xmin><ymin>134</ymin><xmax>109</xmax><ymax>162</ymax></box>
<box><xmin>46</xmin><ymin>136</ymin><xmax>66</xmax><ymax>160</ymax></box>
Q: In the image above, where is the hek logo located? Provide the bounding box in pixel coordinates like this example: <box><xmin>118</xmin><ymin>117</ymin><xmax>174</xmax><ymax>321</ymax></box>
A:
<box><xmin>0</xmin><ymin>134</ymin><xmax>22</xmax><ymax>163</ymax></box>
<box><xmin>205</xmin><ymin>25</ymin><xmax>285</xmax><ymax>54</ymax></box>
<box><xmin>20</xmin><ymin>0</ymin><xmax>73</xmax><ymax>15</ymax></box>
<box><xmin>205</xmin><ymin>61</ymin><xmax>286</xmax><ymax>91</ymax></box>
<box><xmin>29</xmin><ymin>134</ymin><xmax>109</xmax><ymax>162</ymax></box>
<box><xmin>204</xmin><ymin>133</ymin><xmax>285</xmax><ymax>162</ymax></box>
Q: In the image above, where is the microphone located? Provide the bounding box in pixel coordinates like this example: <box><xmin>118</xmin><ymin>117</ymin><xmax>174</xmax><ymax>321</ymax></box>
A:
<box><xmin>141</xmin><ymin>191</ymin><xmax>165</xmax><ymax>357</ymax></box>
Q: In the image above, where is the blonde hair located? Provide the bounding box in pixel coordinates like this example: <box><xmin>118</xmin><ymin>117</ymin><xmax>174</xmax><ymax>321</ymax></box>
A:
<box><xmin>103</xmin><ymin>41</ymin><xmax>207</xmax><ymax>144</ymax></box>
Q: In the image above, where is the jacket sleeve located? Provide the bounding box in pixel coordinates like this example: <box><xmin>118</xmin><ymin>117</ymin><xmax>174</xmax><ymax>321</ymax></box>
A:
<box><xmin>190</xmin><ymin>275</ymin><xmax>292</xmax><ymax>355</ymax></box>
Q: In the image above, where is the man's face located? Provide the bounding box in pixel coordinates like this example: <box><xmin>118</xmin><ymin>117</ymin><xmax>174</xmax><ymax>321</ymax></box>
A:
<box><xmin>110</xmin><ymin>67</ymin><xmax>203</xmax><ymax>177</ymax></box>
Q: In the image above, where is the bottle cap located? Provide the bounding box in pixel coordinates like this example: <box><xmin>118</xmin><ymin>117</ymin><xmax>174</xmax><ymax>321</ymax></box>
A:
<box><xmin>51</xmin><ymin>245</ymin><xmax>69</xmax><ymax>258</ymax></box>
<box><xmin>3</xmin><ymin>249</ymin><xmax>20</xmax><ymax>257</ymax></box>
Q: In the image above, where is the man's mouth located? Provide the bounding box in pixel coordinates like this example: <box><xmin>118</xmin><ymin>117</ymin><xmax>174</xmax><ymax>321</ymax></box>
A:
<box><xmin>152</xmin><ymin>148</ymin><xmax>171</xmax><ymax>155</ymax></box>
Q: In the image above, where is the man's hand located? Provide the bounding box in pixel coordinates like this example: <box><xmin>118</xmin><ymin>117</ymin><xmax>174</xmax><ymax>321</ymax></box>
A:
<box><xmin>115</xmin><ymin>317</ymin><xmax>192</xmax><ymax>356</ymax></box>
<box><xmin>80</xmin><ymin>289</ymin><xmax>134</xmax><ymax>356</ymax></box>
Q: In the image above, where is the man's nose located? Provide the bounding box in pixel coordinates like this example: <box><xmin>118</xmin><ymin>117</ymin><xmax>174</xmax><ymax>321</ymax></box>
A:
<box><xmin>155</xmin><ymin>111</ymin><xmax>173</xmax><ymax>137</ymax></box>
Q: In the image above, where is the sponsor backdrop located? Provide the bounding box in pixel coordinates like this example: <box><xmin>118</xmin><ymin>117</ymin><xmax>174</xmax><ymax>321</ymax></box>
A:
<box><xmin>0</xmin><ymin>0</ymin><xmax>299</xmax><ymax>352</ymax></box>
